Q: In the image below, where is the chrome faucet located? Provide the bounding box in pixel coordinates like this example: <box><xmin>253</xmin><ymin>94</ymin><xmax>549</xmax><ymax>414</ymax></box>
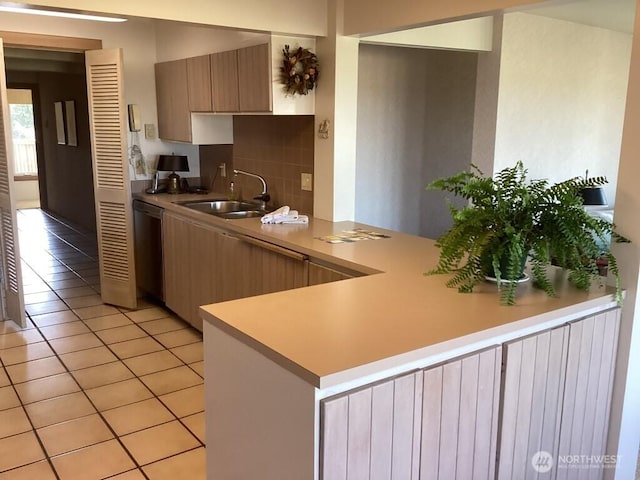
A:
<box><xmin>233</xmin><ymin>169</ymin><xmax>270</xmax><ymax>208</ymax></box>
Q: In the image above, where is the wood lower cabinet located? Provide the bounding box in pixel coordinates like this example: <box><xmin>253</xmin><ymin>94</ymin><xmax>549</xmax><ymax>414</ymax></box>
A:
<box><xmin>308</xmin><ymin>262</ymin><xmax>354</xmax><ymax>286</ymax></box>
<box><xmin>155</xmin><ymin>59</ymin><xmax>191</xmax><ymax>142</ymax></box>
<box><xmin>162</xmin><ymin>211</ymin><xmax>194</xmax><ymax>324</ymax></box>
<box><xmin>163</xmin><ymin>212</ymin><xmax>308</xmax><ymax>329</ymax></box>
<box><xmin>321</xmin><ymin>310</ymin><xmax>620</xmax><ymax>480</ymax></box>
<box><xmin>420</xmin><ymin>347</ymin><xmax>502</xmax><ymax>480</ymax></box>
<box><xmin>163</xmin><ymin>212</ymin><xmax>224</xmax><ymax>329</ymax></box>
<box><xmin>321</xmin><ymin>370</ymin><xmax>423</xmax><ymax>480</ymax></box>
<box><xmin>498</xmin><ymin>309</ymin><xmax>620</xmax><ymax>480</ymax></box>
<box><xmin>321</xmin><ymin>347</ymin><xmax>502</xmax><ymax>480</ymax></box>
<box><xmin>218</xmin><ymin>232</ymin><xmax>307</xmax><ymax>301</ymax></box>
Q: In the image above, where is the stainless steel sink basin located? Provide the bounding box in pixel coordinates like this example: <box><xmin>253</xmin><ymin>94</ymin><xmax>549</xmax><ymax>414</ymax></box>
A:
<box><xmin>178</xmin><ymin>200</ymin><xmax>267</xmax><ymax>219</ymax></box>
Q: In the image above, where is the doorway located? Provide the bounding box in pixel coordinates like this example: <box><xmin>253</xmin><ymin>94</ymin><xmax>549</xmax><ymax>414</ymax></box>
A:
<box><xmin>5</xmin><ymin>47</ymin><xmax>97</xmax><ymax>233</ymax></box>
<box><xmin>7</xmin><ymin>87</ymin><xmax>39</xmax><ymax>209</ymax></box>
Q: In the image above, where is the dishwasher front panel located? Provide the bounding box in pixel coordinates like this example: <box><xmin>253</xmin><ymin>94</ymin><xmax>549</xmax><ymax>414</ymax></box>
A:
<box><xmin>133</xmin><ymin>200</ymin><xmax>164</xmax><ymax>302</ymax></box>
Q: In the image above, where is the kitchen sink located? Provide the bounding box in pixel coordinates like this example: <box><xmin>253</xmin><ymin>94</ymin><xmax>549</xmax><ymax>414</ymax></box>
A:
<box><xmin>177</xmin><ymin>200</ymin><xmax>267</xmax><ymax>219</ymax></box>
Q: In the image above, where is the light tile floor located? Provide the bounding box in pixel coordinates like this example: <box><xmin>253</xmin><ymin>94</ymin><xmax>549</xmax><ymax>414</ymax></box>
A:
<box><xmin>0</xmin><ymin>209</ymin><xmax>206</xmax><ymax>479</ymax></box>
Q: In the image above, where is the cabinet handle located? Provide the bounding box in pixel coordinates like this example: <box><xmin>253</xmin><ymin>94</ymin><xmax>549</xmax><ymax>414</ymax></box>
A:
<box><xmin>232</xmin><ymin>233</ymin><xmax>308</xmax><ymax>262</ymax></box>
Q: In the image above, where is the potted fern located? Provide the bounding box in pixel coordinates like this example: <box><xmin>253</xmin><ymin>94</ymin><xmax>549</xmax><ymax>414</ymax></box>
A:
<box><xmin>427</xmin><ymin>161</ymin><xmax>628</xmax><ymax>305</ymax></box>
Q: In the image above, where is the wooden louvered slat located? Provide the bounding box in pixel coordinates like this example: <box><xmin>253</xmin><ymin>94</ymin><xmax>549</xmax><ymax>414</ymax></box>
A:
<box><xmin>1</xmin><ymin>209</ymin><xmax>18</xmax><ymax>292</ymax></box>
<box><xmin>86</xmin><ymin>48</ymin><xmax>136</xmax><ymax>309</ymax></box>
<box><xmin>0</xmin><ymin>38</ymin><xmax>26</xmax><ymax>327</ymax></box>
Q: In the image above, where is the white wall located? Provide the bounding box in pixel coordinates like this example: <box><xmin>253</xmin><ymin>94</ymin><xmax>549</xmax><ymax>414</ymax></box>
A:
<box><xmin>493</xmin><ymin>13</ymin><xmax>632</xmax><ymax>204</ymax></box>
<box><xmin>154</xmin><ymin>22</ymin><xmax>269</xmax><ymax>63</ymax></box>
<box><xmin>0</xmin><ymin>13</ymin><xmax>201</xmax><ymax>179</ymax></box>
<box><xmin>13</xmin><ymin>180</ymin><xmax>39</xmax><ymax>205</ymax></box>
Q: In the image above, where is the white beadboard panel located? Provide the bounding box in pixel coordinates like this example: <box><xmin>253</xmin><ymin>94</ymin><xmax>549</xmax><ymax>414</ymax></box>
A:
<box><xmin>321</xmin><ymin>371</ymin><xmax>423</xmax><ymax>480</ymax></box>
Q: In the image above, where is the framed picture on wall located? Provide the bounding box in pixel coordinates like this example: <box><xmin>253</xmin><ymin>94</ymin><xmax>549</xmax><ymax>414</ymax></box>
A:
<box><xmin>54</xmin><ymin>101</ymin><xmax>65</xmax><ymax>145</ymax></box>
<box><xmin>65</xmin><ymin>100</ymin><xmax>77</xmax><ymax>147</ymax></box>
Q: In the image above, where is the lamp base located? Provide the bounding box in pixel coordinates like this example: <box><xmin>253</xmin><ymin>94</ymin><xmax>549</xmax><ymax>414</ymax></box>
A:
<box><xmin>167</xmin><ymin>172</ymin><xmax>181</xmax><ymax>194</ymax></box>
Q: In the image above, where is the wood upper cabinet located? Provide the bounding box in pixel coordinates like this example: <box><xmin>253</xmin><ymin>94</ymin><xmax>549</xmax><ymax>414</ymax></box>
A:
<box><xmin>237</xmin><ymin>43</ymin><xmax>271</xmax><ymax>112</ymax></box>
<box><xmin>187</xmin><ymin>55</ymin><xmax>212</xmax><ymax>112</ymax></box>
<box><xmin>210</xmin><ymin>50</ymin><xmax>240</xmax><ymax>112</ymax></box>
<box><xmin>154</xmin><ymin>59</ymin><xmax>191</xmax><ymax>142</ymax></box>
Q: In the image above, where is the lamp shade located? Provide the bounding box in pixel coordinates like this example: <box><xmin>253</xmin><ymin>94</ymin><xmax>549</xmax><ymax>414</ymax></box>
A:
<box><xmin>580</xmin><ymin>186</ymin><xmax>607</xmax><ymax>206</ymax></box>
<box><xmin>157</xmin><ymin>154</ymin><xmax>189</xmax><ymax>173</ymax></box>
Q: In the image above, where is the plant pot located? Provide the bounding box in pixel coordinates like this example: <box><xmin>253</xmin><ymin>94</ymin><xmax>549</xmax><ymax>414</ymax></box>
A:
<box><xmin>481</xmin><ymin>252</ymin><xmax>528</xmax><ymax>283</ymax></box>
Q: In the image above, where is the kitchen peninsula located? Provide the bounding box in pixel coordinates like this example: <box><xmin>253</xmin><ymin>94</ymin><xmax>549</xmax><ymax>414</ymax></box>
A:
<box><xmin>137</xmin><ymin>194</ymin><xmax>620</xmax><ymax>480</ymax></box>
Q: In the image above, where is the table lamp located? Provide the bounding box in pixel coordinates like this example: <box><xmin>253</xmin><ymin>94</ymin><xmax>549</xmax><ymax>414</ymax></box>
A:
<box><xmin>157</xmin><ymin>154</ymin><xmax>189</xmax><ymax>194</ymax></box>
<box><xmin>579</xmin><ymin>170</ymin><xmax>607</xmax><ymax>207</ymax></box>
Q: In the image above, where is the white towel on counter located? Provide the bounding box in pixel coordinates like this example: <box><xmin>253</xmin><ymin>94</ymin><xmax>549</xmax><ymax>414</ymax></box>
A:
<box><xmin>261</xmin><ymin>206</ymin><xmax>308</xmax><ymax>224</ymax></box>
<box><xmin>260</xmin><ymin>206</ymin><xmax>290</xmax><ymax>224</ymax></box>
<box><xmin>277</xmin><ymin>214</ymin><xmax>309</xmax><ymax>225</ymax></box>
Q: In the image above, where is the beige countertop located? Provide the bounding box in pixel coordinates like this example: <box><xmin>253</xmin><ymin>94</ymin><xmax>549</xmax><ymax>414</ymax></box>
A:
<box><xmin>137</xmin><ymin>193</ymin><xmax>618</xmax><ymax>390</ymax></box>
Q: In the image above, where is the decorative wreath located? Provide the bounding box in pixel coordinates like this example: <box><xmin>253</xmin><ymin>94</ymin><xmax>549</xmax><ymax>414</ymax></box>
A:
<box><xmin>280</xmin><ymin>44</ymin><xmax>319</xmax><ymax>96</ymax></box>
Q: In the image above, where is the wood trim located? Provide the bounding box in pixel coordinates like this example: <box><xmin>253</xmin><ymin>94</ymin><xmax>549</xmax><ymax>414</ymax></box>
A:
<box><xmin>0</xmin><ymin>31</ymin><xmax>101</xmax><ymax>52</ymax></box>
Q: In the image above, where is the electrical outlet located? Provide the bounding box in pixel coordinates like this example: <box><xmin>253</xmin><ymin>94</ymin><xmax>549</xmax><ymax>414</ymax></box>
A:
<box><xmin>144</xmin><ymin>124</ymin><xmax>156</xmax><ymax>140</ymax></box>
<box><xmin>301</xmin><ymin>173</ymin><xmax>313</xmax><ymax>191</ymax></box>
<box><xmin>219</xmin><ymin>163</ymin><xmax>227</xmax><ymax>178</ymax></box>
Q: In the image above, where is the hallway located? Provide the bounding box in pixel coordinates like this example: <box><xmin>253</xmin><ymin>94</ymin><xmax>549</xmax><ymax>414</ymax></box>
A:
<box><xmin>0</xmin><ymin>209</ymin><xmax>205</xmax><ymax>479</ymax></box>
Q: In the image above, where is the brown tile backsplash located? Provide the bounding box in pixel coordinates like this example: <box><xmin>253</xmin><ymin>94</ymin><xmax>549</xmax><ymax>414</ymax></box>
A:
<box><xmin>199</xmin><ymin>115</ymin><xmax>314</xmax><ymax>214</ymax></box>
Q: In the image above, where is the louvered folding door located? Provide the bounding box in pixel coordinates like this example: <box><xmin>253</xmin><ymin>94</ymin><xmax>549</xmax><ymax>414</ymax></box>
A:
<box><xmin>85</xmin><ymin>49</ymin><xmax>137</xmax><ymax>309</ymax></box>
<box><xmin>0</xmin><ymin>38</ymin><xmax>25</xmax><ymax>327</ymax></box>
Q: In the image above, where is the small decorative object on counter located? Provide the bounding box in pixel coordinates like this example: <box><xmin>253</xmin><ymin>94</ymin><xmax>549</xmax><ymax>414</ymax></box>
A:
<box><xmin>426</xmin><ymin>161</ymin><xmax>629</xmax><ymax>305</ymax></box>
<box><xmin>280</xmin><ymin>44</ymin><xmax>319</xmax><ymax>96</ymax></box>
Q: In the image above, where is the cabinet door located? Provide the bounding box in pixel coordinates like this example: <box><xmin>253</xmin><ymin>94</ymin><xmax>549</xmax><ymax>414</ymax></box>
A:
<box><xmin>420</xmin><ymin>346</ymin><xmax>502</xmax><ymax>480</ymax></box>
<box><xmin>321</xmin><ymin>371</ymin><xmax>423</xmax><ymax>480</ymax></box>
<box><xmin>499</xmin><ymin>326</ymin><xmax>569</xmax><ymax>480</ymax></box>
<box><xmin>237</xmin><ymin>43</ymin><xmax>271</xmax><ymax>112</ymax></box>
<box><xmin>155</xmin><ymin>59</ymin><xmax>190</xmax><ymax>142</ymax></box>
<box><xmin>188</xmin><ymin>222</ymin><xmax>224</xmax><ymax>330</ymax></box>
<box><xmin>210</xmin><ymin>50</ymin><xmax>239</xmax><ymax>112</ymax></box>
<box><xmin>498</xmin><ymin>310</ymin><xmax>620</xmax><ymax>480</ymax></box>
<box><xmin>556</xmin><ymin>310</ymin><xmax>620</xmax><ymax>480</ymax></box>
<box><xmin>187</xmin><ymin>55</ymin><xmax>212</xmax><ymax>112</ymax></box>
<box><xmin>308</xmin><ymin>262</ymin><xmax>353</xmax><ymax>286</ymax></box>
<box><xmin>162</xmin><ymin>212</ymin><xmax>193</xmax><ymax>322</ymax></box>
<box><xmin>219</xmin><ymin>233</ymin><xmax>307</xmax><ymax>301</ymax></box>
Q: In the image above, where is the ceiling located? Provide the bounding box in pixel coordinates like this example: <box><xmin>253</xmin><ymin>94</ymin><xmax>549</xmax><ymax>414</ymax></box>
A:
<box><xmin>526</xmin><ymin>0</ymin><xmax>636</xmax><ymax>34</ymax></box>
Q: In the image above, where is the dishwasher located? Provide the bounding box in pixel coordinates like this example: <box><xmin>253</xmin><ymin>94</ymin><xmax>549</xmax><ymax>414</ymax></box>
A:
<box><xmin>133</xmin><ymin>199</ymin><xmax>164</xmax><ymax>302</ymax></box>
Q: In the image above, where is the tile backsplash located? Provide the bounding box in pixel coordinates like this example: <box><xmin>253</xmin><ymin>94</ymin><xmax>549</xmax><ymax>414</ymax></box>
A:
<box><xmin>200</xmin><ymin>115</ymin><xmax>314</xmax><ymax>214</ymax></box>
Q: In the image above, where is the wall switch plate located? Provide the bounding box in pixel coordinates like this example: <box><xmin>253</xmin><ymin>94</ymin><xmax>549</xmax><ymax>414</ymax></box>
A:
<box><xmin>144</xmin><ymin>123</ymin><xmax>156</xmax><ymax>139</ymax></box>
<box><xmin>301</xmin><ymin>173</ymin><xmax>313</xmax><ymax>191</ymax></box>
